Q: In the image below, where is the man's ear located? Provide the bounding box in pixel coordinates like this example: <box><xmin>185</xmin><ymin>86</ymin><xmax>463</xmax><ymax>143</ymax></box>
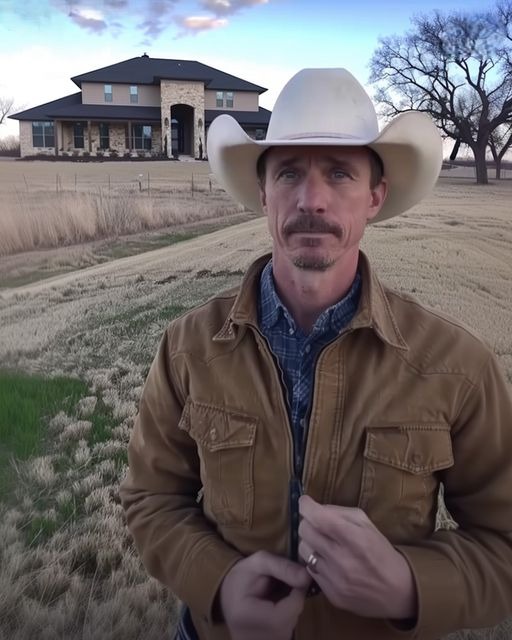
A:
<box><xmin>259</xmin><ymin>183</ymin><xmax>267</xmax><ymax>212</ymax></box>
<box><xmin>367</xmin><ymin>178</ymin><xmax>388</xmax><ymax>222</ymax></box>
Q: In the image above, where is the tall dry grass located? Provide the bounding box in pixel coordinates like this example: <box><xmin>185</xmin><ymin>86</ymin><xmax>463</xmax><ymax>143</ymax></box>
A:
<box><xmin>0</xmin><ymin>186</ymin><xmax>244</xmax><ymax>256</ymax></box>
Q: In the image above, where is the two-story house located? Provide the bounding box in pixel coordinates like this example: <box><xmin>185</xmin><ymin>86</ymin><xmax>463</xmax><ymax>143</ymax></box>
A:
<box><xmin>10</xmin><ymin>54</ymin><xmax>272</xmax><ymax>159</ymax></box>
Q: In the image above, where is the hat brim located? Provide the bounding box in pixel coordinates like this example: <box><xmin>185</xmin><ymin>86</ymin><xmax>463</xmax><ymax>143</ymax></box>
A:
<box><xmin>207</xmin><ymin>112</ymin><xmax>442</xmax><ymax>223</ymax></box>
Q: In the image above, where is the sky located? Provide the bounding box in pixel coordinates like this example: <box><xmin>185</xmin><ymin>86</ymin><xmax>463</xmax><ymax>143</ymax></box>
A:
<box><xmin>0</xmin><ymin>0</ymin><xmax>497</xmax><ymax>139</ymax></box>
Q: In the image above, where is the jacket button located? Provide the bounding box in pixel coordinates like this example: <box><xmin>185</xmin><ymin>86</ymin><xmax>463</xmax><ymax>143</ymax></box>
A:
<box><xmin>210</xmin><ymin>428</ymin><xmax>217</xmax><ymax>441</ymax></box>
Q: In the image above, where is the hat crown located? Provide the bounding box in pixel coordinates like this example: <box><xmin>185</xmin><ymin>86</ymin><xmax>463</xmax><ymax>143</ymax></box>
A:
<box><xmin>267</xmin><ymin>68</ymin><xmax>379</xmax><ymax>143</ymax></box>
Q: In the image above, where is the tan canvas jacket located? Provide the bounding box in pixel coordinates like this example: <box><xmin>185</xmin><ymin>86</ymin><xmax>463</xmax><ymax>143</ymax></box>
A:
<box><xmin>120</xmin><ymin>252</ymin><xmax>512</xmax><ymax>640</ymax></box>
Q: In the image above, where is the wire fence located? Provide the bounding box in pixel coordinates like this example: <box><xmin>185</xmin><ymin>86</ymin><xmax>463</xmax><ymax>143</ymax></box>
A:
<box><xmin>12</xmin><ymin>172</ymin><xmax>222</xmax><ymax>196</ymax></box>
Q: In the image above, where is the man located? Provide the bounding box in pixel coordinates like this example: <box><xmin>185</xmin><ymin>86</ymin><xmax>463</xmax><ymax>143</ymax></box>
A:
<box><xmin>120</xmin><ymin>69</ymin><xmax>512</xmax><ymax>640</ymax></box>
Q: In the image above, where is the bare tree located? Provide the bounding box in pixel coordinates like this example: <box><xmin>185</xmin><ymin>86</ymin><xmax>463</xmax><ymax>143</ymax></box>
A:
<box><xmin>489</xmin><ymin>122</ymin><xmax>512</xmax><ymax>178</ymax></box>
<box><xmin>0</xmin><ymin>97</ymin><xmax>15</xmax><ymax>126</ymax></box>
<box><xmin>370</xmin><ymin>3</ymin><xmax>512</xmax><ymax>184</ymax></box>
<box><xmin>0</xmin><ymin>135</ymin><xmax>20</xmax><ymax>157</ymax></box>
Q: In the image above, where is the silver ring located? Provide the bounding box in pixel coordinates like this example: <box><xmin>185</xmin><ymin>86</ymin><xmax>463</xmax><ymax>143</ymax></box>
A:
<box><xmin>306</xmin><ymin>552</ymin><xmax>319</xmax><ymax>572</ymax></box>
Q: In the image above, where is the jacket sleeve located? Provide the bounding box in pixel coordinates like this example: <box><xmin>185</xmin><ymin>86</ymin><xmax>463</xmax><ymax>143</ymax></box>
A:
<box><xmin>119</xmin><ymin>326</ymin><xmax>243</xmax><ymax>623</ymax></box>
<box><xmin>393</xmin><ymin>351</ymin><xmax>512</xmax><ymax>638</ymax></box>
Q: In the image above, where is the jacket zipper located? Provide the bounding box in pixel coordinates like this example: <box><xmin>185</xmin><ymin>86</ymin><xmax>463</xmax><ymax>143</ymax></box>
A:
<box><xmin>251</xmin><ymin>328</ymin><xmax>318</xmax><ymax>560</ymax></box>
<box><xmin>251</xmin><ymin>328</ymin><xmax>300</xmax><ymax>555</ymax></box>
<box><xmin>252</xmin><ymin>325</ymin><xmax>353</xmax><ymax>562</ymax></box>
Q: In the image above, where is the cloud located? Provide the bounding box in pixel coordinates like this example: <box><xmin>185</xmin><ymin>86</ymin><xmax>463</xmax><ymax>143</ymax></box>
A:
<box><xmin>175</xmin><ymin>15</ymin><xmax>228</xmax><ymax>35</ymax></box>
<box><xmin>199</xmin><ymin>0</ymin><xmax>268</xmax><ymax>16</ymax></box>
<box><xmin>174</xmin><ymin>0</ymin><xmax>268</xmax><ymax>35</ymax></box>
<box><xmin>4</xmin><ymin>0</ymin><xmax>270</xmax><ymax>39</ymax></box>
<box><xmin>104</xmin><ymin>0</ymin><xmax>128</xmax><ymax>7</ymax></box>
<box><xmin>68</xmin><ymin>7</ymin><xmax>108</xmax><ymax>32</ymax></box>
<box><xmin>138</xmin><ymin>0</ymin><xmax>180</xmax><ymax>39</ymax></box>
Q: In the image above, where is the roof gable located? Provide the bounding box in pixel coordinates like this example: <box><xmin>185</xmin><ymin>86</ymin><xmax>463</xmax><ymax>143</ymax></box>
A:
<box><xmin>10</xmin><ymin>93</ymin><xmax>82</xmax><ymax>121</ymax></box>
<box><xmin>71</xmin><ymin>55</ymin><xmax>267</xmax><ymax>93</ymax></box>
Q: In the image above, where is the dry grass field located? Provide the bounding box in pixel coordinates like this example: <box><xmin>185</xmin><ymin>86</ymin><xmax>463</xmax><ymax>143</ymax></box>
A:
<box><xmin>0</xmin><ymin>160</ymin><xmax>243</xmax><ymax>258</ymax></box>
<box><xmin>0</xmin><ymin>160</ymin><xmax>511</xmax><ymax>639</ymax></box>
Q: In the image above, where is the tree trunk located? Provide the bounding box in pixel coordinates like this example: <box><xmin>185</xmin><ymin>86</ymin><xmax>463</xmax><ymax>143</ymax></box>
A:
<box><xmin>473</xmin><ymin>145</ymin><xmax>488</xmax><ymax>184</ymax></box>
<box><xmin>495</xmin><ymin>159</ymin><xmax>501</xmax><ymax>180</ymax></box>
<box><xmin>449</xmin><ymin>138</ymin><xmax>461</xmax><ymax>161</ymax></box>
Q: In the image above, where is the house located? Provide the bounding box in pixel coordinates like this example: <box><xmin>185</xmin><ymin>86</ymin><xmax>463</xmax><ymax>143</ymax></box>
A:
<box><xmin>10</xmin><ymin>54</ymin><xmax>272</xmax><ymax>159</ymax></box>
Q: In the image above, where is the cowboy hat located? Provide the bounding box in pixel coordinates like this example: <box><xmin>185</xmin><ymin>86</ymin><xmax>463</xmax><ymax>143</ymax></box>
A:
<box><xmin>206</xmin><ymin>68</ymin><xmax>443</xmax><ymax>223</ymax></box>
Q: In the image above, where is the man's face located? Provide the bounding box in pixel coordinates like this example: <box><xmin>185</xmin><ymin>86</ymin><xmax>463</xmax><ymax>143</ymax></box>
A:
<box><xmin>259</xmin><ymin>146</ymin><xmax>387</xmax><ymax>271</ymax></box>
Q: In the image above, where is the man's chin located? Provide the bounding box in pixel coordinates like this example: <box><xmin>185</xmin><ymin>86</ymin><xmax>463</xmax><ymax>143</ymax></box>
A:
<box><xmin>292</xmin><ymin>255</ymin><xmax>336</xmax><ymax>271</ymax></box>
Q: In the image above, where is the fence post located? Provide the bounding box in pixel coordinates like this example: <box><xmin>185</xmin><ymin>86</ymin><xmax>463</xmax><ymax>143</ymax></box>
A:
<box><xmin>191</xmin><ymin>173</ymin><xmax>194</xmax><ymax>196</ymax></box>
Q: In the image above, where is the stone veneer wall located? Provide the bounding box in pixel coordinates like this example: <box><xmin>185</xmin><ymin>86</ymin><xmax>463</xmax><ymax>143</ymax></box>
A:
<box><xmin>160</xmin><ymin>80</ymin><xmax>205</xmax><ymax>158</ymax></box>
<box><xmin>108</xmin><ymin>124</ymin><xmax>127</xmax><ymax>153</ymax></box>
<box><xmin>19</xmin><ymin>121</ymin><xmax>163</xmax><ymax>157</ymax></box>
<box><xmin>19</xmin><ymin>121</ymin><xmax>54</xmax><ymax>157</ymax></box>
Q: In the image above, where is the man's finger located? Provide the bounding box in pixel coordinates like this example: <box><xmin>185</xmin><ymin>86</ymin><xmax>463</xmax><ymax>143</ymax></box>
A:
<box><xmin>299</xmin><ymin>495</ymin><xmax>370</xmax><ymax>540</ymax></box>
<box><xmin>249</xmin><ymin>551</ymin><xmax>311</xmax><ymax>589</ymax></box>
<box><xmin>272</xmin><ymin>585</ymin><xmax>309</xmax><ymax>621</ymax></box>
<box><xmin>298</xmin><ymin>519</ymin><xmax>339</xmax><ymax>562</ymax></box>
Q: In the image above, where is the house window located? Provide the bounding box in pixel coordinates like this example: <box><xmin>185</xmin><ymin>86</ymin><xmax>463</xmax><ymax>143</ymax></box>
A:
<box><xmin>32</xmin><ymin>121</ymin><xmax>54</xmax><ymax>147</ymax></box>
<box><xmin>99</xmin><ymin>123</ymin><xmax>109</xmax><ymax>149</ymax></box>
<box><xmin>226</xmin><ymin>92</ymin><xmax>234</xmax><ymax>108</ymax></box>
<box><xmin>255</xmin><ymin>128</ymin><xmax>265</xmax><ymax>140</ymax></box>
<box><xmin>104</xmin><ymin>84</ymin><xmax>113</xmax><ymax>102</ymax></box>
<box><xmin>73</xmin><ymin>122</ymin><xmax>85</xmax><ymax>149</ymax></box>
<box><xmin>216</xmin><ymin>91</ymin><xmax>224</xmax><ymax>108</ymax></box>
<box><xmin>132</xmin><ymin>124</ymin><xmax>152</xmax><ymax>150</ymax></box>
<box><xmin>130</xmin><ymin>85</ymin><xmax>138</xmax><ymax>104</ymax></box>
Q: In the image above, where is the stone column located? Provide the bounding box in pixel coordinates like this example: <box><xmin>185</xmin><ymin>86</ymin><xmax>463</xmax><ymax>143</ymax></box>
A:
<box><xmin>160</xmin><ymin>79</ymin><xmax>205</xmax><ymax>159</ymax></box>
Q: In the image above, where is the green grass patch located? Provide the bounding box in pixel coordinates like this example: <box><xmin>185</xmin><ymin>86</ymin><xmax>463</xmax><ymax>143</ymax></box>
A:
<box><xmin>100</xmin><ymin>232</ymin><xmax>199</xmax><ymax>260</ymax></box>
<box><xmin>0</xmin><ymin>266</ymin><xmax>81</xmax><ymax>289</ymax></box>
<box><xmin>0</xmin><ymin>370</ymin><xmax>87</xmax><ymax>501</ymax></box>
<box><xmin>107</xmin><ymin>303</ymin><xmax>190</xmax><ymax>338</ymax></box>
<box><xmin>87</xmin><ymin>395</ymin><xmax>117</xmax><ymax>447</ymax></box>
<box><xmin>0</xmin><ymin>371</ymin><xmax>87</xmax><ymax>460</ymax></box>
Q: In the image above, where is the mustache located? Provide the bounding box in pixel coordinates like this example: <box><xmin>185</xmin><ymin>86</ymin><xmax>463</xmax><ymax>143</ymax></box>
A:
<box><xmin>284</xmin><ymin>215</ymin><xmax>343</xmax><ymax>239</ymax></box>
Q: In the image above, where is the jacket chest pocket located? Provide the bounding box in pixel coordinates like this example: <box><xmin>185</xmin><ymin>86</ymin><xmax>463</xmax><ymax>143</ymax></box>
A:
<box><xmin>179</xmin><ymin>400</ymin><xmax>258</xmax><ymax>529</ymax></box>
<box><xmin>358</xmin><ymin>424</ymin><xmax>454</xmax><ymax>539</ymax></box>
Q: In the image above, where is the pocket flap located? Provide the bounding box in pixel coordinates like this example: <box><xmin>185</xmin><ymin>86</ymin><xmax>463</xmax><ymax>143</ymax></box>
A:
<box><xmin>179</xmin><ymin>400</ymin><xmax>257</xmax><ymax>451</ymax></box>
<box><xmin>363</xmin><ymin>425</ymin><xmax>453</xmax><ymax>474</ymax></box>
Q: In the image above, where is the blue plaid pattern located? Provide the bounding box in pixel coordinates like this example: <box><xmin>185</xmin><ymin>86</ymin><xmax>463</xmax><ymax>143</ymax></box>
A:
<box><xmin>258</xmin><ymin>259</ymin><xmax>361</xmax><ymax>458</ymax></box>
<box><xmin>173</xmin><ymin>606</ymin><xmax>199</xmax><ymax>639</ymax></box>
<box><xmin>175</xmin><ymin>259</ymin><xmax>361</xmax><ymax>638</ymax></box>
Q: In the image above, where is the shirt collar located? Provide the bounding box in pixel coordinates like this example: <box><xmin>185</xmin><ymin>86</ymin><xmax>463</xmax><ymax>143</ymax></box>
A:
<box><xmin>214</xmin><ymin>251</ymin><xmax>408</xmax><ymax>352</ymax></box>
<box><xmin>259</xmin><ymin>258</ymin><xmax>362</xmax><ymax>335</ymax></box>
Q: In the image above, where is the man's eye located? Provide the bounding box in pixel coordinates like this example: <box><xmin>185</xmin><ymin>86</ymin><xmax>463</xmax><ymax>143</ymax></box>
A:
<box><xmin>279</xmin><ymin>169</ymin><xmax>298</xmax><ymax>180</ymax></box>
<box><xmin>332</xmin><ymin>169</ymin><xmax>349</xmax><ymax>179</ymax></box>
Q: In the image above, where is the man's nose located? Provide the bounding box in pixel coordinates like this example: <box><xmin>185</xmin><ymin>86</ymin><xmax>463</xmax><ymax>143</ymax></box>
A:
<box><xmin>297</xmin><ymin>172</ymin><xmax>328</xmax><ymax>214</ymax></box>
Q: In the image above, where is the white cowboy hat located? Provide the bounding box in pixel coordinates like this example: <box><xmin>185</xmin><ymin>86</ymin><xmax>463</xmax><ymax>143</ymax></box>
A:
<box><xmin>206</xmin><ymin>68</ymin><xmax>443</xmax><ymax>223</ymax></box>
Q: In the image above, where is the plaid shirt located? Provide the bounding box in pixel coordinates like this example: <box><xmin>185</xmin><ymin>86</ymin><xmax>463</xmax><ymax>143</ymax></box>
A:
<box><xmin>175</xmin><ymin>259</ymin><xmax>361</xmax><ymax>640</ymax></box>
<box><xmin>258</xmin><ymin>258</ymin><xmax>361</xmax><ymax>469</ymax></box>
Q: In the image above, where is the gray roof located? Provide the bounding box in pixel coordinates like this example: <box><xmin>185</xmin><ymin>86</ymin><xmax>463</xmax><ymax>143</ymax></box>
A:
<box><xmin>11</xmin><ymin>93</ymin><xmax>83</xmax><ymax>121</ymax></box>
<box><xmin>10</xmin><ymin>93</ymin><xmax>271</xmax><ymax>127</ymax></box>
<box><xmin>71</xmin><ymin>55</ymin><xmax>267</xmax><ymax>93</ymax></box>
<box><xmin>205</xmin><ymin>108</ymin><xmax>271</xmax><ymax>126</ymax></box>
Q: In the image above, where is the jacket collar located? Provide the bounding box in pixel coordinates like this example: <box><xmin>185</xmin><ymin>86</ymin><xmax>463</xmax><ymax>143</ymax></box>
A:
<box><xmin>213</xmin><ymin>251</ymin><xmax>408</xmax><ymax>351</ymax></box>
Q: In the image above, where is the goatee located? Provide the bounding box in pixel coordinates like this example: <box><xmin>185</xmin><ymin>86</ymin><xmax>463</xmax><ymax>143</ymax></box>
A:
<box><xmin>292</xmin><ymin>256</ymin><xmax>336</xmax><ymax>271</ymax></box>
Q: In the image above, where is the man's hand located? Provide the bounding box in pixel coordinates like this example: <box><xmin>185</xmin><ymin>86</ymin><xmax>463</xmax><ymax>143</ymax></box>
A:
<box><xmin>298</xmin><ymin>495</ymin><xmax>417</xmax><ymax>620</ymax></box>
<box><xmin>218</xmin><ymin>550</ymin><xmax>312</xmax><ymax>640</ymax></box>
